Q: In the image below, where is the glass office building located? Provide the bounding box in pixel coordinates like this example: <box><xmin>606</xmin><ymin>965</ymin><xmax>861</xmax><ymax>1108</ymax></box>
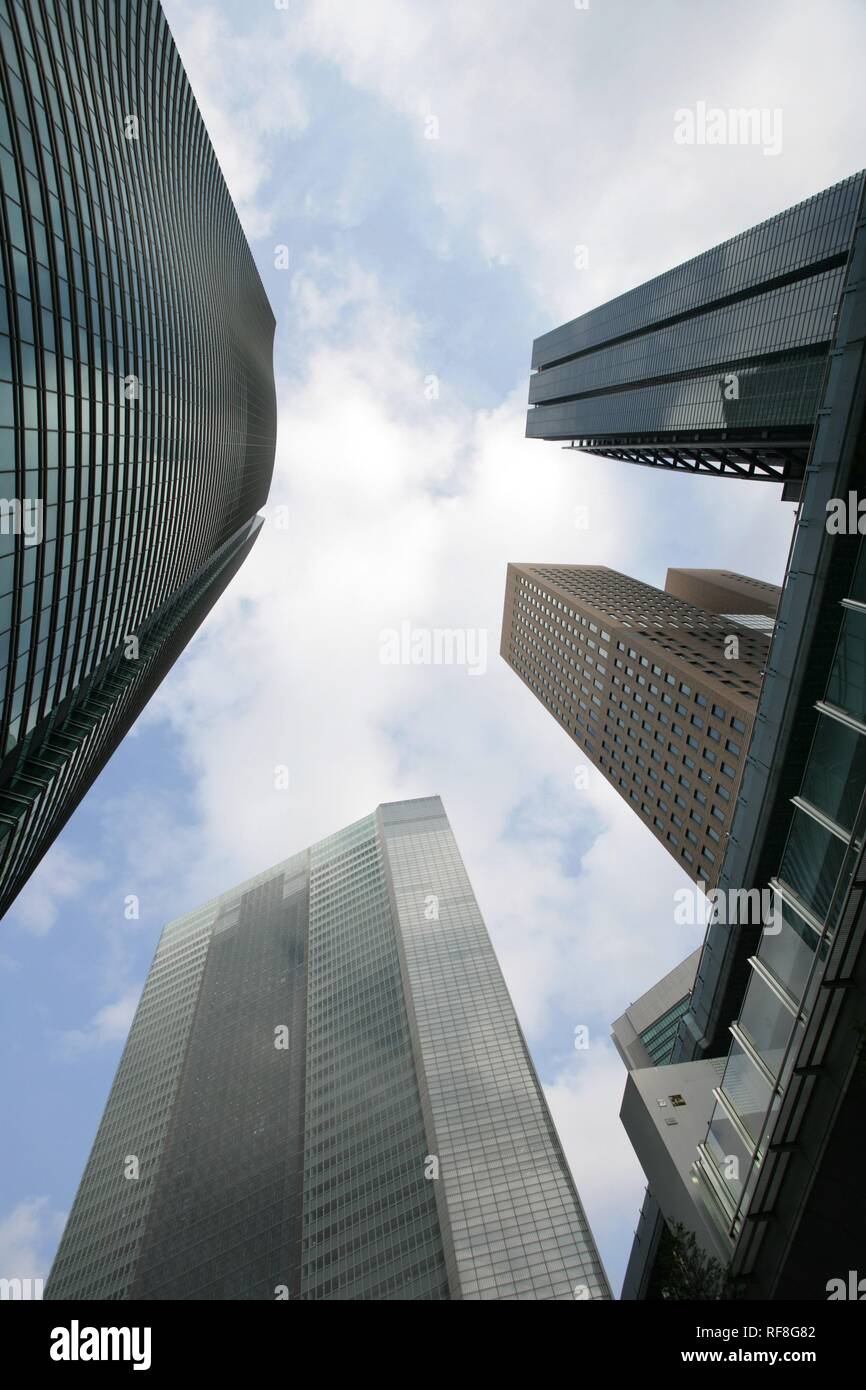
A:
<box><xmin>527</xmin><ymin>172</ymin><xmax>866</xmax><ymax>499</ymax></box>
<box><xmin>45</xmin><ymin>797</ymin><xmax>610</xmax><ymax>1301</ymax></box>
<box><xmin>692</xmin><ymin>539</ymin><xmax>866</xmax><ymax>1290</ymax></box>
<box><xmin>0</xmin><ymin>0</ymin><xmax>276</xmax><ymax>915</ymax></box>
<box><xmin>614</xmin><ymin>174</ymin><xmax>866</xmax><ymax>1299</ymax></box>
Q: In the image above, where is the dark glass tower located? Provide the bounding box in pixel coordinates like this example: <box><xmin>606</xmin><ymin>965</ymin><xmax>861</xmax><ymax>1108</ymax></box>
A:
<box><xmin>0</xmin><ymin>0</ymin><xmax>276</xmax><ymax>915</ymax></box>
<box><xmin>44</xmin><ymin>797</ymin><xmax>611</xmax><ymax>1302</ymax></box>
<box><xmin>527</xmin><ymin>172</ymin><xmax>865</xmax><ymax>498</ymax></box>
<box><xmin>610</xmin><ymin>179</ymin><xmax>866</xmax><ymax>1299</ymax></box>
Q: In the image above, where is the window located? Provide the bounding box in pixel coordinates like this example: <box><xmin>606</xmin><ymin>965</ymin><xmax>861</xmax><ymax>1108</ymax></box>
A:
<box><xmin>800</xmin><ymin>714</ymin><xmax>866</xmax><ymax>832</ymax></box>
<box><xmin>825</xmin><ymin>607</ymin><xmax>866</xmax><ymax>722</ymax></box>
<box><xmin>779</xmin><ymin>808</ymin><xmax>847</xmax><ymax>923</ymax></box>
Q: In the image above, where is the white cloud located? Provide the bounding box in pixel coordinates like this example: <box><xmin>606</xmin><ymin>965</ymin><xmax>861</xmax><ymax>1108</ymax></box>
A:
<box><xmin>161</xmin><ymin>4</ymin><xmax>309</xmax><ymax>238</ymax></box>
<box><xmin>0</xmin><ymin>1197</ymin><xmax>66</xmax><ymax>1291</ymax></box>
<box><xmin>57</xmin><ymin>988</ymin><xmax>142</xmax><ymax>1059</ymax></box>
<box><xmin>169</xmin><ymin>0</ymin><xmax>866</xmax><ymax>318</ymax></box>
<box><xmin>387</xmin><ymin>0</ymin><xmax>858</xmax><ymax>311</ymax></box>
<box><xmin>8</xmin><ymin>844</ymin><xmax>106</xmax><ymax>937</ymax></box>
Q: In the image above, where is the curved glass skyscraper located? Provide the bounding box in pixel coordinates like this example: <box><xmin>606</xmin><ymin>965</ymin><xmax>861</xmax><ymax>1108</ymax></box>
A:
<box><xmin>0</xmin><ymin>0</ymin><xmax>276</xmax><ymax>915</ymax></box>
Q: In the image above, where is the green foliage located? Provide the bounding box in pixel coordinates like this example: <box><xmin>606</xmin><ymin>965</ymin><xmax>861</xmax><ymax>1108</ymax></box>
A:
<box><xmin>657</xmin><ymin>1221</ymin><xmax>738</xmax><ymax>1301</ymax></box>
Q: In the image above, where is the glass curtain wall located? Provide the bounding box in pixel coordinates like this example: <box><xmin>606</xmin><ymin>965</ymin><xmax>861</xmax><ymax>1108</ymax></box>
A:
<box><xmin>697</xmin><ymin>534</ymin><xmax>866</xmax><ymax>1237</ymax></box>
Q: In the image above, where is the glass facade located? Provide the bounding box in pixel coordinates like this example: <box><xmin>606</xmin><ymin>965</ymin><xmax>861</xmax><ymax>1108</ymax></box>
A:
<box><xmin>301</xmin><ymin>812</ymin><xmax>448</xmax><ymax>1300</ymax></box>
<box><xmin>0</xmin><ymin>0</ymin><xmax>276</xmax><ymax>915</ymax></box>
<box><xmin>613</xmin><ymin>175</ymin><xmax>866</xmax><ymax>1298</ymax></box>
<box><xmin>45</xmin><ymin>798</ymin><xmax>611</xmax><ymax>1301</ymax></box>
<box><xmin>638</xmin><ymin>995</ymin><xmax>691</xmax><ymax>1066</ymax></box>
<box><xmin>382</xmin><ymin>798</ymin><xmax>610</xmax><ymax>1299</ymax></box>
<box><xmin>697</xmin><ymin>532</ymin><xmax>866</xmax><ymax>1235</ymax></box>
<box><xmin>527</xmin><ymin>172</ymin><xmax>865</xmax><ymax>486</ymax></box>
<box><xmin>131</xmin><ymin>871</ymin><xmax>309</xmax><ymax>1300</ymax></box>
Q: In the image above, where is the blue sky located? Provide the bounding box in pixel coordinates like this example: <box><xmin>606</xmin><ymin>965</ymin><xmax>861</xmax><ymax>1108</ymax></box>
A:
<box><xmin>2</xmin><ymin>0</ymin><xmax>865</xmax><ymax>1296</ymax></box>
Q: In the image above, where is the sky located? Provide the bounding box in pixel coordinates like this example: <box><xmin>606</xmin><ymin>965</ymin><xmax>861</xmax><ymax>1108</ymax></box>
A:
<box><xmin>2</xmin><ymin>0</ymin><xmax>865</xmax><ymax>1298</ymax></box>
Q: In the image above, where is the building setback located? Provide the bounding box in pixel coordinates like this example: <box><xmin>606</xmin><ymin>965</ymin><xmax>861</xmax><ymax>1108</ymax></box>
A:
<box><xmin>663</xmin><ymin>569</ymin><xmax>780</xmax><ymax>623</ymax></box>
<box><xmin>527</xmin><ymin>171</ymin><xmax>866</xmax><ymax>500</ymax></box>
<box><xmin>45</xmin><ymin>797</ymin><xmax>610</xmax><ymax>1302</ymax></box>
<box><xmin>501</xmin><ymin>563</ymin><xmax>772</xmax><ymax>887</ymax></box>
<box><xmin>611</xmin><ymin>950</ymin><xmax>703</xmax><ymax>1301</ymax></box>
<box><xmin>0</xmin><ymin>0</ymin><xmax>276</xmax><ymax>916</ymax></box>
<box><xmin>612</xmin><ymin>949</ymin><xmax>702</xmax><ymax>1075</ymax></box>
